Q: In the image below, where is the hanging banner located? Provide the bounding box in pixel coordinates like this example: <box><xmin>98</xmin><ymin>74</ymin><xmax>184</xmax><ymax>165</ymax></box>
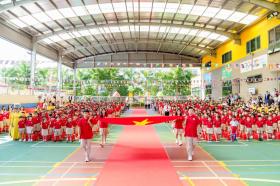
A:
<box><xmin>240</xmin><ymin>60</ymin><xmax>252</xmax><ymax>73</ymax></box>
<box><xmin>222</xmin><ymin>64</ymin><xmax>232</xmax><ymax>80</ymax></box>
<box><xmin>100</xmin><ymin>116</ymin><xmax>182</xmax><ymax>126</ymax></box>
<box><xmin>253</xmin><ymin>54</ymin><xmax>267</xmax><ymax>70</ymax></box>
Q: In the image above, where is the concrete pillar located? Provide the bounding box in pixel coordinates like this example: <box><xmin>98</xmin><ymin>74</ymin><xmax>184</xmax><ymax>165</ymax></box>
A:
<box><xmin>73</xmin><ymin>63</ymin><xmax>77</xmax><ymax>97</ymax></box>
<box><xmin>30</xmin><ymin>37</ymin><xmax>37</xmax><ymax>95</ymax></box>
<box><xmin>57</xmin><ymin>51</ymin><xmax>62</xmax><ymax>96</ymax></box>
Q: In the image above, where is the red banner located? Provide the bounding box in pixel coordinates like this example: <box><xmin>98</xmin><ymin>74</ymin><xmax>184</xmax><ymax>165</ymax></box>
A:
<box><xmin>100</xmin><ymin>116</ymin><xmax>182</xmax><ymax>126</ymax></box>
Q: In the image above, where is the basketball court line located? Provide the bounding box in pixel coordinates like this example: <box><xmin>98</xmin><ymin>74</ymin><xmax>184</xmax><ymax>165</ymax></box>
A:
<box><xmin>180</xmin><ymin>176</ymin><xmax>280</xmax><ymax>184</ymax></box>
<box><xmin>156</xmin><ymin>122</ymin><xmax>248</xmax><ymax>186</ymax></box>
<box><xmin>0</xmin><ymin>178</ymin><xmax>97</xmax><ymax>185</ymax></box>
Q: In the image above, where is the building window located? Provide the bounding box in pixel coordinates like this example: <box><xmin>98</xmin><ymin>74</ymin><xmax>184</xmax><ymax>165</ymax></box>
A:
<box><xmin>205</xmin><ymin>61</ymin><xmax>211</xmax><ymax>68</ymax></box>
<box><xmin>268</xmin><ymin>25</ymin><xmax>280</xmax><ymax>54</ymax></box>
<box><xmin>246</xmin><ymin>36</ymin><xmax>261</xmax><ymax>54</ymax></box>
<box><xmin>222</xmin><ymin>51</ymin><xmax>232</xmax><ymax>64</ymax></box>
<box><xmin>222</xmin><ymin>80</ymin><xmax>232</xmax><ymax>96</ymax></box>
<box><xmin>205</xmin><ymin>84</ymin><xmax>212</xmax><ymax>95</ymax></box>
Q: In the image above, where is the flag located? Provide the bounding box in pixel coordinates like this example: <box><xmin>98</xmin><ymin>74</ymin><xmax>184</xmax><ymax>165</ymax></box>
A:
<box><xmin>99</xmin><ymin>116</ymin><xmax>182</xmax><ymax>126</ymax></box>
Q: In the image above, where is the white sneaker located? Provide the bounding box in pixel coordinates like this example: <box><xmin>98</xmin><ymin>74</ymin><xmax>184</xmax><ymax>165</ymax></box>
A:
<box><xmin>19</xmin><ymin>139</ymin><xmax>22</xmax><ymax>142</ymax></box>
<box><xmin>188</xmin><ymin>155</ymin><xmax>192</xmax><ymax>161</ymax></box>
<box><xmin>179</xmin><ymin>141</ymin><xmax>183</xmax><ymax>146</ymax></box>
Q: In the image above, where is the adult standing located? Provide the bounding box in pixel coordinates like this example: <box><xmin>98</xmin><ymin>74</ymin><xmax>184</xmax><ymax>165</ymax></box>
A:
<box><xmin>184</xmin><ymin>107</ymin><xmax>200</xmax><ymax>161</ymax></box>
<box><xmin>78</xmin><ymin>109</ymin><xmax>94</xmax><ymax>162</ymax></box>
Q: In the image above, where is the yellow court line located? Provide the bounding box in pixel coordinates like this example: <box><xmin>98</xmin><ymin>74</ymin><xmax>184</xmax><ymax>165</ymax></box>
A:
<box><xmin>32</xmin><ymin>146</ymin><xmax>81</xmax><ymax>186</ymax></box>
<box><xmin>183</xmin><ymin>176</ymin><xmax>195</xmax><ymax>186</ymax></box>
<box><xmin>198</xmin><ymin>146</ymin><xmax>248</xmax><ymax>186</ymax></box>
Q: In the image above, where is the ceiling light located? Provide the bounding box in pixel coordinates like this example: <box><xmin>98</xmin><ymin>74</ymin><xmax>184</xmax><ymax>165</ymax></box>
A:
<box><xmin>189</xmin><ymin>29</ymin><xmax>199</xmax><ymax>36</ymax></box>
<box><xmin>198</xmin><ymin>30</ymin><xmax>211</xmax><ymax>37</ymax></box>
<box><xmin>59</xmin><ymin>8</ymin><xmax>76</xmax><ymax>18</ymax></box>
<box><xmin>153</xmin><ymin>2</ymin><xmax>165</xmax><ymax>12</ymax></box>
<box><xmin>19</xmin><ymin>15</ymin><xmax>39</xmax><ymax>25</ymax></box>
<box><xmin>46</xmin><ymin>10</ymin><xmax>64</xmax><ymax>20</ymax></box>
<box><xmin>86</xmin><ymin>4</ymin><xmax>101</xmax><ymax>14</ymax></box>
<box><xmin>208</xmin><ymin>33</ymin><xmax>220</xmax><ymax>40</ymax></box>
<box><xmin>178</xmin><ymin>4</ymin><xmax>193</xmax><ymax>14</ymax></box>
<box><xmin>49</xmin><ymin>35</ymin><xmax>62</xmax><ymax>42</ymax></box>
<box><xmin>169</xmin><ymin>27</ymin><xmax>180</xmax><ymax>34</ymax></box>
<box><xmin>202</xmin><ymin>7</ymin><xmax>220</xmax><ymax>17</ymax></box>
<box><xmin>33</xmin><ymin>12</ymin><xmax>52</xmax><ymax>23</ymax></box>
<box><xmin>140</xmin><ymin>26</ymin><xmax>149</xmax><ymax>32</ymax></box>
<box><xmin>239</xmin><ymin>14</ymin><xmax>258</xmax><ymax>24</ymax></box>
<box><xmin>59</xmin><ymin>33</ymin><xmax>72</xmax><ymax>40</ymax></box>
<box><xmin>99</xmin><ymin>3</ymin><xmax>114</xmax><ymax>13</ymax></box>
<box><xmin>227</xmin><ymin>12</ymin><xmax>246</xmax><ymax>22</ymax></box>
<box><xmin>140</xmin><ymin>2</ymin><xmax>153</xmax><ymax>12</ymax></box>
<box><xmin>113</xmin><ymin>3</ymin><xmax>127</xmax><ymax>12</ymax></box>
<box><xmin>9</xmin><ymin>19</ymin><xmax>26</xmax><ymax>28</ymax></box>
<box><xmin>165</xmin><ymin>3</ymin><xmax>179</xmax><ymax>13</ymax></box>
<box><xmin>217</xmin><ymin>35</ymin><xmax>228</xmax><ymax>42</ymax></box>
<box><xmin>72</xmin><ymin>6</ymin><xmax>88</xmax><ymax>16</ymax></box>
<box><xmin>215</xmin><ymin>9</ymin><xmax>233</xmax><ymax>20</ymax></box>
<box><xmin>191</xmin><ymin>5</ymin><xmax>207</xmax><ymax>16</ymax></box>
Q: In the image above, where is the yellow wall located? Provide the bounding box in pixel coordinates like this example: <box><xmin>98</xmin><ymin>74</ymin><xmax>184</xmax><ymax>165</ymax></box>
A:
<box><xmin>202</xmin><ymin>17</ymin><xmax>280</xmax><ymax>71</ymax></box>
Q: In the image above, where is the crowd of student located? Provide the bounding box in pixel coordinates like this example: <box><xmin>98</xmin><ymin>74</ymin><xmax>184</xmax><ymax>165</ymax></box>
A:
<box><xmin>0</xmin><ymin>101</ymin><xmax>125</xmax><ymax>148</ymax></box>
<box><xmin>156</xmin><ymin>97</ymin><xmax>280</xmax><ymax>145</ymax></box>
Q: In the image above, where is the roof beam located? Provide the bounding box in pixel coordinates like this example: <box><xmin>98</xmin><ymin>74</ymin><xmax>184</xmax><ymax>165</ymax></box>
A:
<box><xmin>76</xmin><ymin>51</ymin><xmax>199</xmax><ymax>63</ymax></box>
<box><xmin>37</xmin><ymin>22</ymin><xmax>239</xmax><ymax>42</ymax></box>
<box><xmin>62</xmin><ymin>39</ymin><xmax>214</xmax><ymax>55</ymax></box>
<box><xmin>243</xmin><ymin>0</ymin><xmax>280</xmax><ymax>12</ymax></box>
<box><xmin>0</xmin><ymin>0</ymin><xmax>43</xmax><ymax>14</ymax></box>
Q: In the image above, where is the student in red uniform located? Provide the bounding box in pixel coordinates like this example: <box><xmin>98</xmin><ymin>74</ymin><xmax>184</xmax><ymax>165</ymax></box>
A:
<box><xmin>53</xmin><ymin>116</ymin><xmax>61</xmax><ymax>142</ymax></box>
<box><xmin>229</xmin><ymin>116</ymin><xmax>239</xmax><ymax>142</ymax></box>
<box><xmin>184</xmin><ymin>107</ymin><xmax>200</xmax><ymax>161</ymax></box>
<box><xmin>3</xmin><ymin>107</ymin><xmax>9</xmax><ymax>132</ymax></box>
<box><xmin>32</xmin><ymin>112</ymin><xmax>40</xmax><ymax>133</ymax></box>
<box><xmin>206</xmin><ymin>115</ymin><xmax>214</xmax><ymax>142</ymax></box>
<box><xmin>213</xmin><ymin>115</ymin><xmax>222</xmax><ymax>142</ymax></box>
<box><xmin>0</xmin><ymin>110</ymin><xmax>3</xmax><ymax>133</ymax></box>
<box><xmin>98</xmin><ymin>109</ymin><xmax>108</xmax><ymax>148</ymax></box>
<box><xmin>41</xmin><ymin>117</ymin><xmax>49</xmax><ymax>142</ymax></box>
<box><xmin>78</xmin><ymin>109</ymin><xmax>93</xmax><ymax>162</ymax></box>
<box><xmin>66</xmin><ymin>117</ymin><xmax>74</xmax><ymax>142</ymax></box>
<box><xmin>266</xmin><ymin>115</ymin><xmax>273</xmax><ymax>140</ymax></box>
<box><xmin>256</xmin><ymin>115</ymin><xmax>264</xmax><ymax>140</ymax></box>
<box><xmin>18</xmin><ymin>116</ymin><xmax>26</xmax><ymax>141</ymax></box>
<box><xmin>25</xmin><ymin>116</ymin><xmax>34</xmax><ymax>142</ymax></box>
<box><xmin>245</xmin><ymin>116</ymin><xmax>253</xmax><ymax>140</ymax></box>
<box><xmin>89</xmin><ymin>112</ymin><xmax>99</xmax><ymax>133</ymax></box>
<box><xmin>174</xmin><ymin>109</ymin><xmax>184</xmax><ymax>146</ymax></box>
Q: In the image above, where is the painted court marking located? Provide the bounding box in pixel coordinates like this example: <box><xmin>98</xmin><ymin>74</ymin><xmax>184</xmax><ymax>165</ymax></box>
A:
<box><xmin>180</xmin><ymin>177</ymin><xmax>280</xmax><ymax>184</ymax></box>
<box><xmin>0</xmin><ymin>135</ymin><xmax>12</xmax><ymax>145</ymax></box>
<box><xmin>0</xmin><ymin>178</ymin><xmax>97</xmax><ymax>185</ymax></box>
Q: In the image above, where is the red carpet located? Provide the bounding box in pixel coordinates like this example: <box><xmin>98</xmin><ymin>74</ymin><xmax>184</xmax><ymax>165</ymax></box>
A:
<box><xmin>95</xmin><ymin>109</ymin><xmax>181</xmax><ymax>186</ymax></box>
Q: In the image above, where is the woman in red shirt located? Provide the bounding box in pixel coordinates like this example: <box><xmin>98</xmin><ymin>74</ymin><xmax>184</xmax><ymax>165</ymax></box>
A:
<box><xmin>98</xmin><ymin>109</ymin><xmax>108</xmax><ymax>148</ymax></box>
<box><xmin>174</xmin><ymin>110</ymin><xmax>184</xmax><ymax>146</ymax></box>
